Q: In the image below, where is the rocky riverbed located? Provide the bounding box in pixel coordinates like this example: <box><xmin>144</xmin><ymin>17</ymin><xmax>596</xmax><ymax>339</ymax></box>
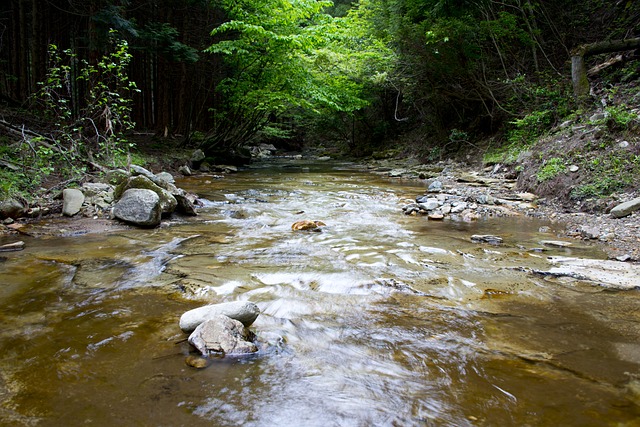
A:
<box><xmin>364</xmin><ymin>158</ymin><xmax>640</xmax><ymax>262</ymax></box>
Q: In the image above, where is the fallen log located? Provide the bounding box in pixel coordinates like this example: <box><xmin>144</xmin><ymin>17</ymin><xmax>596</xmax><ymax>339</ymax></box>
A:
<box><xmin>571</xmin><ymin>37</ymin><xmax>640</xmax><ymax>101</ymax></box>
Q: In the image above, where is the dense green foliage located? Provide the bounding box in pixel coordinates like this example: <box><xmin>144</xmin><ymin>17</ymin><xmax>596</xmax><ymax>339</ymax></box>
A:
<box><xmin>202</xmin><ymin>0</ymin><xmax>393</xmax><ymax>151</ymax></box>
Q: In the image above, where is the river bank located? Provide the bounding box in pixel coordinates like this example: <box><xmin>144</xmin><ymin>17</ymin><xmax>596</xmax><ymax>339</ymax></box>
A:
<box><xmin>363</xmin><ymin>157</ymin><xmax>640</xmax><ymax>262</ymax></box>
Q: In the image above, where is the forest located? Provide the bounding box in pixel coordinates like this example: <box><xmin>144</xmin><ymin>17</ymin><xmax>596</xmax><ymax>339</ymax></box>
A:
<box><xmin>0</xmin><ymin>0</ymin><xmax>639</xmax><ymax>201</ymax></box>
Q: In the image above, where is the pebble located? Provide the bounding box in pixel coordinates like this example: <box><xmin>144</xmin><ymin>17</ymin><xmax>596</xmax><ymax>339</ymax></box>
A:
<box><xmin>185</xmin><ymin>355</ymin><xmax>211</xmax><ymax>369</ymax></box>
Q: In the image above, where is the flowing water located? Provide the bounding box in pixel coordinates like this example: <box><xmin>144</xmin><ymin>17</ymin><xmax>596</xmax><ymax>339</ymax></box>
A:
<box><xmin>0</xmin><ymin>160</ymin><xmax>639</xmax><ymax>426</ymax></box>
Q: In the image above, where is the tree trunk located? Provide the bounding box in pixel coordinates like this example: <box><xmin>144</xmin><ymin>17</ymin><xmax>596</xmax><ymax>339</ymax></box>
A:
<box><xmin>571</xmin><ymin>37</ymin><xmax>640</xmax><ymax>100</ymax></box>
<box><xmin>18</xmin><ymin>0</ymin><xmax>30</xmax><ymax>100</ymax></box>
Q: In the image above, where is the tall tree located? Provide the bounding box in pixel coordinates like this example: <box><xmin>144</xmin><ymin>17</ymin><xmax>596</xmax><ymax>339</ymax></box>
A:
<box><xmin>202</xmin><ymin>0</ymin><xmax>393</xmax><ymax>155</ymax></box>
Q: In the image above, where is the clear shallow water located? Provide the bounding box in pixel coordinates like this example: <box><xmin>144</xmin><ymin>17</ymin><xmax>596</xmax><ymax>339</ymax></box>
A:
<box><xmin>0</xmin><ymin>160</ymin><xmax>639</xmax><ymax>426</ymax></box>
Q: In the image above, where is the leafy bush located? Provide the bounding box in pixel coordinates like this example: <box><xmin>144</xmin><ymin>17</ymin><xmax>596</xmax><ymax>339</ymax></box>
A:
<box><xmin>571</xmin><ymin>151</ymin><xmax>639</xmax><ymax>199</ymax></box>
<box><xmin>507</xmin><ymin>110</ymin><xmax>554</xmax><ymax>146</ymax></box>
<box><xmin>33</xmin><ymin>30</ymin><xmax>138</xmax><ymax>168</ymax></box>
<box><xmin>604</xmin><ymin>104</ymin><xmax>638</xmax><ymax>131</ymax></box>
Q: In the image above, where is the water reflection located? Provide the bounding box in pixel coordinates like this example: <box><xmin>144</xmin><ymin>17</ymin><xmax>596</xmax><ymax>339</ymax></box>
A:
<box><xmin>0</xmin><ymin>159</ymin><xmax>638</xmax><ymax>426</ymax></box>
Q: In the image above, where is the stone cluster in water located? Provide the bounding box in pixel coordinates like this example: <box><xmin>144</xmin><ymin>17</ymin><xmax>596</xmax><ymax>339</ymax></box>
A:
<box><xmin>59</xmin><ymin>164</ymin><xmax>201</xmax><ymax>227</ymax></box>
<box><xmin>401</xmin><ymin>179</ymin><xmax>538</xmax><ymax>221</ymax></box>
<box><xmin>179</xmin><ymin>301</ymin><xmax>260</xmax><ymax>367</ymax></box>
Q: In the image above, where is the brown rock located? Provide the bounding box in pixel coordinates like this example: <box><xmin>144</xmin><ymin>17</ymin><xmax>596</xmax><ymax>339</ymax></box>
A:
<box><xmin>291</xmin><ymin>220</ymin><xmax>326</xmax><ymax>231</ymax></box>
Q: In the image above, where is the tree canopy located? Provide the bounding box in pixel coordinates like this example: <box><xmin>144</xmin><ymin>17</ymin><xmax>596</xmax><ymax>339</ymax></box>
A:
<box><xmin>0</xmin><ymin>0</ymin><xmax>638</xmax><ymax>159</ymax></box>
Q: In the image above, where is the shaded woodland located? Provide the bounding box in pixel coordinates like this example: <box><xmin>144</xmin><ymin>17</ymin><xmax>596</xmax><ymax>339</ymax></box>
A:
<box><xmin>1</xmin><ymin>0</ymin><xmax>639</xmax><ymax>160</ymax></box>
<box><xmin>1</xmin><ymin>0</ymin><xmax>224</xmax><ymax>136</ymax></box>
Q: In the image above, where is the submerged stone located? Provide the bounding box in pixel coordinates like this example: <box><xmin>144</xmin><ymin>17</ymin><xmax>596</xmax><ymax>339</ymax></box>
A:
<box><xmin>185</xmin><ymin>355</ymin><xmax>212</xmax><ymax>369</ymax></box>
<box><xmin>471</xmin><ymin>235</ymin><xmax>503</xmax><ymax>245</ymax></box>
<box><xmin>291</xmin><ymin>220</ymin><xmax>326</xmax><ymax>231</ymax></box>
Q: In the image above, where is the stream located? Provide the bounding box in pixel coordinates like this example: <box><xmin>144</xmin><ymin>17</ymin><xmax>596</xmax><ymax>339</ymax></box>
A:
<box><xmin>0</xmin><ymin>160</ymin><xmax>639</xmax><ymax>426</ymax></box>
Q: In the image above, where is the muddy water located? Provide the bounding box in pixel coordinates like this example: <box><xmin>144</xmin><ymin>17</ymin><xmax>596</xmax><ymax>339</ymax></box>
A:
<box><xmin>0</xmin><ymin>160</ymin><xmax>639</xmax><ymax>426</ymax></box>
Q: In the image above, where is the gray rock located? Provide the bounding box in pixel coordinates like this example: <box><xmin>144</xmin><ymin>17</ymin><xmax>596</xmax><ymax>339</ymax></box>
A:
<box><xmin>541</xmin><ymin>256</ymin><xmax>640</xmax><ymax>290</ymax></box>
<box><xmin>418</xmin><ymin>199</ymin><xmax>440</xmax><ymax>211</ymax></box>
<box><xmin>62</xmin><ymin>188</ymin><xmax>85</xmax><ymax>217</ymax></box>
<box><xmin>179</xmin><ymin>165</ymin><xmax>193</xmax><ymax>176</ymax></box>
<box><xmin>259</xmin><ymin>143</ymin><xmax>277</xmax><ymax>152</ymax></box>
<box><xmin>112</xmin><ymin>189</ymin><xmax>162</xmax><ymax>227</ymax></box>
<box><xmin>451</xmin><ymin>201</ymin><xmax>468</xmax><ymax>213</ymax></box>
<box><xmin>457</xmin><ymin>173</ymin><xmax>487</xmax><ymax>184</ymax></box>
<box><xmin>188</xmin><ymin>315</ymin><xmax>258</xmax><ymax>356</ymax></box>
<box><xmin>81</xmin><ymin>182</ymin><xmax>113</xmax><ymax>197</ymax></box>
<box><xmin>191</xmin><ymin>149</ymin><xmax>205</xmax><ymax>163</ymax></box>
<box><xmin>219</xmin><ymin>165</ymin><xmax>238</xmax><ymax>173</ymax></box>
<box><xmin>0</xmin><ymin>241</ymin><xmax>25</xmax><ymax>252</ymax></box>
<box><xmin>402</xmin><ymin>203</ymin><xmax>421</xmax><ymax>215</ymax></box>
<box><xmin>174</xmin><ymin>193</ymin><xmax>198</xmax><ymax>216</ymax></box>
<box><xmin>0</xmin><ymin>198</ymin><xmax>26</xmax><ymax>220</ymax></box>
<box><xmin>250</xmin><ymin>144</ymin><xmax>276</xmax><ymax>159</ymax></box>
<box><xmin>115</xmin><ymin>175</ymin><xmax>177</xmax><ymax>215</ymax></box>
<box><xmin>81</xmin><ymin>183</ymin><xmax>115</xmax><ymax>210</ymax></box>
<box><xmin>475</xmin><ymin>194</ymin><xmax>496</xmax><ymax>205</ymax></box>
<box><xmin>516</xmin><ymin>192</ymin><xmax>537</xmax><ymax>202</ymax></box>
<box><xmin>388</xmin><ymin>169</ymin><xmax>407</xmax><ymax>178</ymax></box>
<box><xmin>428</xmin><ymin>180</ymin><xmax>443</xmax><ymax>192</ymax></box>
<box><xmin>541</xmin><ymin>240</ymin><xmax>572</xmax><ymax>247</ymax></box>
<box><xmin>579</xmin><ymin>225</ymin><xmax>601</xmax><ymax>240</ymax></box>
<box><xmin>611</xmin><ymin>197</ymin><xmax>640</xmax><ymax>218</ymax></box>
<box><xmin>129</xmin><ymin>164</ymin><xmax>155</xmax><ymax>179</ymax></box>
<box><xmin>179</xmin><ymin>301</ymin><xmax>260</xmax><ymax>333</ymax></box>
<box><xmin>589</xmin><ymin>112</ymin><xmax>608</xmax><ymax>122</ymax></box>
<box><xmin>154</xmin><ymin>172</ymin><xmax>175</xmax><ymax>186</ymax></box>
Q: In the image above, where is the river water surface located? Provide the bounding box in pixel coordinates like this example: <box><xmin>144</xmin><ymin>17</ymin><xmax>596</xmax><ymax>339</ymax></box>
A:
<box><xmin>1</xmin><ymin>160</ymin><xmax>639</xmax><ymax>426</ymax></box>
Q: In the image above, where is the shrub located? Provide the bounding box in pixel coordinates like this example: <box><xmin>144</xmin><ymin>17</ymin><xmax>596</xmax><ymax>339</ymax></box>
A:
<box><xmin>536</xmin><ymin>157</ymin><xmax>566</xmax><ymax>182</ymax></box>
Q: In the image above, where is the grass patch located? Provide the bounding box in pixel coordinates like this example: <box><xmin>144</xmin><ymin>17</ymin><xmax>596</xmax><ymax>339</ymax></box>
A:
<box><xmin>536</xmin><ymin>157</ymin><xmax>566</xmax><ymax>182</ymax></box>
<box><xmin>571</xmin><ymin>151</ymin><xmax>640</xmax><ymax>199</ymax></box>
